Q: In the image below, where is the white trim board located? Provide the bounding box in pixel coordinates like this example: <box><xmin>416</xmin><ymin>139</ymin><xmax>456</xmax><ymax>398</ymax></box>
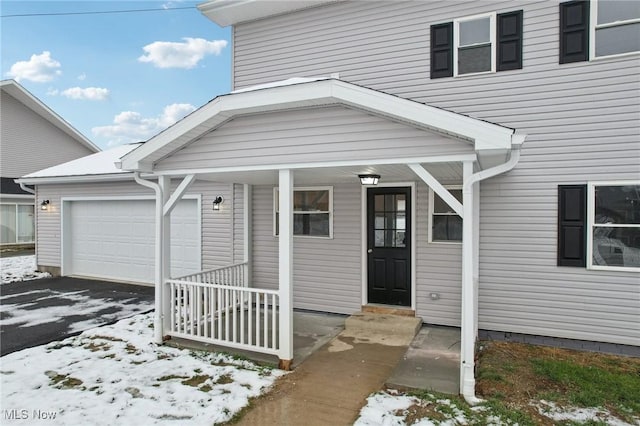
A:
<box><xmin>360</xmin><ymin>181</ymin><xmax>417</xmax><ymax>311</ymax></box>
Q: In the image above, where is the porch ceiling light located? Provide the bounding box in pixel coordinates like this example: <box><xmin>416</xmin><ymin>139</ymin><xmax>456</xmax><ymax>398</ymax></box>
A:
<box><xmin>40</xmin><ymin>200</ymin><xmax>50</xmax><ymax>211</ymax></box>
<box><xmin>212</xmin><ymin>196</ymin><xmax>224</xmax><ymax>211</ymax></box>
<box><xmin>358</xmin><ymin>174</ymin><xmax>380</xmax><ymax>185</ymax></box>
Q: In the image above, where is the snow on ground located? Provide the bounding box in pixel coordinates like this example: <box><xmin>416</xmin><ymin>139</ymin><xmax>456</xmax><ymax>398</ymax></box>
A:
<box><xmin>1</xmin><ymin>312</ymin><xmax>285</xmax><ymax>425</ymax></box>
<box><xmin>355</xmin><ymin>391</ymin><xmax>638</xmax><ymax>426</ymax></box>
<box><xmin>1</xmin><ymin>255</ymin><xmax>50</xmax><ymax>284</ymax></box>
<box><xmin>0</xmin><ymin>289</ymin><xmax>153</xmax><ymax>333</ymax></box>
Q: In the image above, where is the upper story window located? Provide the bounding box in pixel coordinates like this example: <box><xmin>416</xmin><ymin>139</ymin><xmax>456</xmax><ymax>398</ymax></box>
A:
<box><xmin>592</xmin><ymin>0</ymin><xmax>640</xmax><ymax>58</ymax></box>
<box><xmin>431</xmin><ymin>10</ymin><xmax>523</xmax><ymax>79</ymax></box>
<box><xmin>455</xmin><ymin>14</ymin><xmax>495</xmax><ymax>75</ymax></box>
<box><xmin>274</xmin><ymin>187</ymin><xmax>333</xmax><ymax>238</ymax></box>
<box><xmin>560</xmin><ymin>0</ymin><xmax>640</xmax><ymax>63</ymax></box>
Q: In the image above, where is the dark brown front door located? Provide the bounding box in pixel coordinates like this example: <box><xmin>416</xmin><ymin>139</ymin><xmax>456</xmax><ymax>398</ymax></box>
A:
<box><xmin>367</xmin><ymin>187</ymin><xmax>411</xmax><ymax>306</ymax></box>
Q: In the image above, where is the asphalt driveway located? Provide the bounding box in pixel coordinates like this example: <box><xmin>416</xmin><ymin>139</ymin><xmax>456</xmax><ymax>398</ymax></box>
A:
<box><xmin>0</xmin><ymin>277</ymin><xmax>154</xmax><ymax>356</ymax></box>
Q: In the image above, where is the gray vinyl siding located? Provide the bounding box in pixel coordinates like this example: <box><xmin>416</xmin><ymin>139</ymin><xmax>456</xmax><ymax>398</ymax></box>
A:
<box><xmin>0</xmin><ymin>92</ymin><xmax>95</xmax><ymax>177</ymax></box>
<box><xmin>155</xmin><ymin>106</ymin><xmax>473</xmax><ymax>171</ymax></box>
<box><xmin>251</xmin><ymin>182</ymin><xmax>463</xmax><ymax>320</ymax></box>
<box><xmin>232</xmin><ymin>1</ymin><xmax>640</xmax><ymax>345</ymax></box>
<box><xmin>35</xmin><ymin>180</ymin><xmax>236</xmax><ymax>273</ymax></box>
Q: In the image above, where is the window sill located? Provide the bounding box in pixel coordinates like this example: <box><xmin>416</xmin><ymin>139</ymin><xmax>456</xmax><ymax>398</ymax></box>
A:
<box><xmin>273</xmin><ymin>235</ymin><xmax>333</xmax><ymax>240</ymax></box>
<box><xmin>454</xmin><ymin>70</ymin><xmax>495</xmax><ymax>78</ymax></box>
<box><xmin>588</xmin><ymin>264</ymin><xmax>640</xmax><ymax>273</ymax></box>
<box><xmin>590</xmin><ymin>50</ymin><xmax>640</xmax><ymax>62</ymax></box>
<box><xmin>428</xmin><ymin>240</ymin><xmax>462</xmax><ymax>245</ymax></box>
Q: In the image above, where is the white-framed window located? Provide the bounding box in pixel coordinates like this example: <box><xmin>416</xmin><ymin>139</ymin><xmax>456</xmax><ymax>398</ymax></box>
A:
<box><xmin>590</xmin><ymin>0</ymin><xmax>640</xmax><ymax>59</ymax></box>
<box><xmin>587</xmin><ymin>182</ymin><xmax>640</xmax><ymax>271</ymax></box>
<box><xmin>274</xmin><ymin>186</ymin><xmax>333</xmax><ymax>238</ymax></box>
<box><xmin>454</xmin><ymin>12</ymin><xmax>496</xmax><ymax>76</ymax></box>
<box><xmin>0</xmin><ymin>203</ymin><xmax>35</xmax><ymax>244</ymax></box>
<box><xmin>428</xmin><ymin>187</ymin><xmax>462</xmax><ymax>243</ymax></box>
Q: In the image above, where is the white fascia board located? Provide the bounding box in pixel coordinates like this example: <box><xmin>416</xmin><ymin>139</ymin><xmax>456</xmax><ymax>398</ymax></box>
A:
<box><xmin>153</xmin><ymin>154</ymin><xmax>477</xmax><ymax>177</ymax></box>
<box><xmin>15</xmin><ymin>173</ymin><xmax>135</xmax><ymax>185</ymax></box>
<box><xmin>121</xmin><ymin>78</ymin><xmax>514</xmax><ymax>172</ymax></box>
<box><xmin>197</xmin><ymin>0</ymin><xmax>336</xmax><ymax>27</ymax></box>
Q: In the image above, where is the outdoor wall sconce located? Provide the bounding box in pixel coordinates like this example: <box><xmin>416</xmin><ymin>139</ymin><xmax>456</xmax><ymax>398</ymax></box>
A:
<box><xmin>212</xmin><ymin>196</ymin><xmax>224</xmax><ymax>211</ymax></box>
<box><xmin>40</xmin><ymin>200</ymin><xmax>50</xmax><ymax>211</ymax></box>
<box><xmin>358</xmin><ymin>174</ymin><xmax>380</xmax><ymax>185</ymax></box>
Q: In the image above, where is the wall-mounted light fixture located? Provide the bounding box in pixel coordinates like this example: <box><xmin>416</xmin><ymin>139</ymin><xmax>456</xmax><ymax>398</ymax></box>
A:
<box><xmin>358</xmin><ymin>174</ymin><xmax>380</xmax><ymax>185</ymax></box>
<box><xmin>212</xmin><ymin>196</ymin><xmax>224</xmax><ymax>211</ymax></box>
<box><xmin>40</xmin><ymin>200</ymin><xmax>50</xmax><ymax>211</ymax></box>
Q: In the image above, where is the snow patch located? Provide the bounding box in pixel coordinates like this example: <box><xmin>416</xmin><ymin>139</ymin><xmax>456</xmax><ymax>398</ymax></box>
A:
<box><xmin>535</xmin><ymin>400</ymin><xmax>637</xmax><ymax>426</ymax></box>
<box><xmin>1</xmin><ymin>256</ymin><xmax>50</xmax><ymax>284</ymax></box>
<box><xmin>1</xmin><ymin>312</ymin><xmax>285</xmax><ymax>425</ymax></box>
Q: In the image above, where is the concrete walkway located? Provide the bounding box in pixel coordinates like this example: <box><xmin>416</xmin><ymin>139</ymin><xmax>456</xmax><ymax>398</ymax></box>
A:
<box><xmin>235</xmin><ymin>314</ymin><xmax>419</xmax><ymax>426</ymax></box>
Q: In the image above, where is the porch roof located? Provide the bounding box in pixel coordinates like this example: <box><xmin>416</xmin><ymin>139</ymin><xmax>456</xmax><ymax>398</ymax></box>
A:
<box><xmin>118</xmin><ymin>78</ymin><xmax>520</xmax><ymax>174</ymax></box>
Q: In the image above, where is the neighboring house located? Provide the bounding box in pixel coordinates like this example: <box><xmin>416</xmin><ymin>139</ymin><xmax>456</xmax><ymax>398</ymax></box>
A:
<box><xmin>17</xmin><ymin>0</ymin><xmax>639</xmax><ymax>401</ymax></box>
<box><xmin>0</xmin><ymin>80</ymin><xmax>99</xmax><ymax>246</ymax></box>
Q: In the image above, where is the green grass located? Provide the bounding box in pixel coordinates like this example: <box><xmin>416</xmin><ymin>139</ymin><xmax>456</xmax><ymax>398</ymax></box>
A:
<box><xmin>531</xmin><ymin>358</ymin><xmax>640</xmax><ymax>413</ymax></box>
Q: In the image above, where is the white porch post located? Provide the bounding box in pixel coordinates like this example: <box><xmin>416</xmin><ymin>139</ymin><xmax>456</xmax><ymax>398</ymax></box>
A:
<box><xmin>460</xmin><ymin>160</ymin><xmax>478</xmax><ymax>401</ymax></box>
<box><xmin>158</xmin><ymin>176</ymin><xmax>171</xmax><ymax>338</ymax></box>
<box><xmin>278</xmin><ymin>169</ymin><xmax>294</xmax><ymax>370</ymax></box>
<box><xmin>472</xmin><ymin>181</ymin><xmax>480</xmax><ymax>337</ymax></box>
<box><xmin>243</xmin><ymin>183</ymin><xmax>252</xmax><ymax>286</ymax></box>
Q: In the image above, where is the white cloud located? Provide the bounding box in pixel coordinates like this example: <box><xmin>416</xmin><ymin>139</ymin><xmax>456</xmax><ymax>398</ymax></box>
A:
<box><xmin>138</xmin><ymin>37</ymin><xmax>227</xmax><ymax>69</ymax></box>
<box><xmin>46</xmin><ymin>88</ymin><xmax>59</xmax><ymax>96</ymax></box>
<box><xmin>77</xmin><ymin>73</ymin><xmax>87</xmax><ymax>81</ymax></box>
<box><xmin>60</xmin><ymin>87</ymin><xmax>109</xmax><ymax>101</ymax></box>
<box><xmin>6</xmin><ymin>51</ymin><xmax>62</xmax><ymax>83</ymax></box>
<box><xmin>92</xmin><ymin>103</ymin><xmax>196</xmax><ymax>146</ymax></box>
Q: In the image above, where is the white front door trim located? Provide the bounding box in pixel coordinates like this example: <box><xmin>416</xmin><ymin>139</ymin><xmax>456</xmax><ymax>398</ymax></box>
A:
<box><xmin>360</xmin><ymin>181</ymin><xmax>416</xmax><ymax>311</ymax></box>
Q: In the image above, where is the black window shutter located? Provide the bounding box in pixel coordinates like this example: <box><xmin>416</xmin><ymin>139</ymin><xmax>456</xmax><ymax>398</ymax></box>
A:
<box><xmin>558</xmin><ymin>184</ymin><xmax>587</xmax><ymax>267</ymax></box>
<box><xmin>431</xmin><ymin>22</ymin><xmax>453</xmax><ymax>79</ymax></box>
<box><xmin>497</xmin><ymin>10</ymin><xmax>523</xmax><ymax>71</ymax></box>
<box><xmin>559</xmin><ymin>0</ymin><xmax>590</xmax><ymax>64</ymax></box>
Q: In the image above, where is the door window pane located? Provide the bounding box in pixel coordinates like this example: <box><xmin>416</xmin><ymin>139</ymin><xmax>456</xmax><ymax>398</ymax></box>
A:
<box><xmin>1</xmin><ymin>204</ymin><xmax>17</xmax><ymax>244</ymax></box>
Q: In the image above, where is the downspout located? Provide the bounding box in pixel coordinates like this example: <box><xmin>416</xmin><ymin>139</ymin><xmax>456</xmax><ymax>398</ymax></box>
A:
<box><xmin>19</xmin><ymin>182</ymin><xmax>36</xmax><ymax>195</ymax></box>
<box><xmin>460</xmin><ymin>134</ymin><xmax>525</xmax><ymax>405</ymax></box>
<box><xmin>133</xmin><ymin>172</ymin><xmax>164</xmax><ymax>344</ymax></box>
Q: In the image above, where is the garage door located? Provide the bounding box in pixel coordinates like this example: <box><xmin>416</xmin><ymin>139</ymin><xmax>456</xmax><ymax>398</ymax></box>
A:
<box><xmin>65</xmin><ymin>199</ymin><xmax>200</xmax><ymax>284</ymax></box>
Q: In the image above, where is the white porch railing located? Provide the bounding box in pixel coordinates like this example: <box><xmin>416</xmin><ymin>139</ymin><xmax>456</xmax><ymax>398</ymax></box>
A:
<box><xmin>166</xmin><ymin>263</ymin><xmax>279</xmax><ymax>355</ymax></box>
<box><xmin>174</xmin><ymin>262</ymin><xmax>248</xmax><ymax>287</ymax></box>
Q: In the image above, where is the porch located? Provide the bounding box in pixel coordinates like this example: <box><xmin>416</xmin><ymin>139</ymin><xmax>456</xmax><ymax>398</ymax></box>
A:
<box><xmin>120</xmin><ymin>78</ymin><xmax>525</xmax><ymax>399</ymax></box>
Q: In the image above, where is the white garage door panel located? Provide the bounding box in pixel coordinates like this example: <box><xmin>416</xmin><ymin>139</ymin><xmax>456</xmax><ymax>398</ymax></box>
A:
<box><xmin>67</xmin><ymin>199</ymin><xmax>200</xmax><ymax>283</ymax></box>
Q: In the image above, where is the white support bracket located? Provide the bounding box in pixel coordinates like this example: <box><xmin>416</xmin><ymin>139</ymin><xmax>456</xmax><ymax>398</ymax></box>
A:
<box><xmin>163</xmin><ymin>174</ymin><xmax>196</xmax><ymax>217</ymax></box>
<box><xmin>408</xmin><ymin>163</ymin><xmax>463</xmax><ymax>218</ymax></box>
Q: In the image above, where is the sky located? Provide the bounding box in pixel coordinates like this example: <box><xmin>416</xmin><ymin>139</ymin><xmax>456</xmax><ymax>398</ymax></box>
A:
<box><xmin>1</xmin><ymin>1</ymin><xmax>232</xmax><ymax>150</ymax></box>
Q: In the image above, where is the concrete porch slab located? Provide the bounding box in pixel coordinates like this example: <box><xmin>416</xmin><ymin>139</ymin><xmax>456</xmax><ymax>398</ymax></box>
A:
<box><xmin>344</xmin><ymin>311</ymin><xmax>422</xmax><ymax>346</ymax></box>
<box><xmin>386</xmin><ymin>325</ymin><xmax>461</xmax><ymax>394</ymax></box>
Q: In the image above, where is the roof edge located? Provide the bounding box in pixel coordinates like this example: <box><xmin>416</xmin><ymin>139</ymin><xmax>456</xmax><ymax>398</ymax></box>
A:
<box><xmin>197</xmin><ymin>0</ymin><xmax>337</xmax><ymax>26</ymax></box>
<box><xmin>1</xmin><ymin>79</ymin><xmax>100</xmax><ymax>153</ymax></box>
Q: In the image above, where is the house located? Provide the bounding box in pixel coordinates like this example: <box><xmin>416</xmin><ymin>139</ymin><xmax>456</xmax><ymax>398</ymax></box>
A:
<box><xmin>17</xmin><ymin>0</ymin><xmax>639</xmax><ymax>401</ymax></box>
<box><xmin>1</xmin><ymin>80</ymin><xmax>99</xmax><ymax>246</ymax></box>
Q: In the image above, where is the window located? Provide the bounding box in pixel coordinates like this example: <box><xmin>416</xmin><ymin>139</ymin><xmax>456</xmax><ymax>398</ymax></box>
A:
<box><xmin>274</xmin><ymin>187</ymin><xmax>332</xmax><ymax>238</ymax></box>
<box><xmin>0</xmin><ymin>203</ymin><xmax>35</xmax><ymax>244</ymax></box>
<box><xmin>588</xmin><ymin>183</ymin><xmax>640</xmax><ymax>270</ymax></box>
<box><xmin>429</xmin><ymin>187</ymin><xmax>462</xmax><ymax>243</ymax></box>
<box><xmin>560</xmin><ymin>0</ymin><xmax>640</xmax><ymax>63</ymax></box>
<box><xmin>455</xmin><ymin>14</ymin><xmax>495</xmax><ymax>75</ymax></box>
<box><xmin>430</xmin><ymin>10</ymin><xmax>523</xmax><ymax>78</ymax></box>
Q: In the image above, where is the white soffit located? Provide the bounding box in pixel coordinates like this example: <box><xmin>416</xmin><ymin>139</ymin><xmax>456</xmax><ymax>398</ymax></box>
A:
<box><xmin>197</xmin><ymin>0</ymin><xmax>337</xmax><ymax>26</ymax></box>
<box><xmin>119</xmin><ymin>79</ymin><xmax>517</xmax><ymax>172</ymax></box>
